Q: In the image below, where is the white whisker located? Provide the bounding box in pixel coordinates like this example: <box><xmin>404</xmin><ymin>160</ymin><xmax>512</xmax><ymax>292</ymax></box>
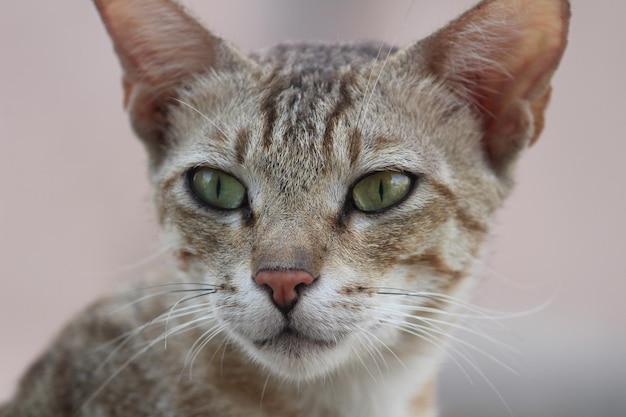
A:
<box><xmin>83</xmin><ymin>313</ymin><xmax>211</xmax><ymax>409</ymax></box>
<box><xmin>354</xmin><ymin>323</ymin><xmax>407</xmax><ymax>372</ymax></box>
<box><xmin>377</xmin><ymin>318</ymin><xmax>474</xmax><ymax>383</ymax></box>
<box><xmin>356</xmin><ymin>0</ymin><xmax>417</xmax><ymax>131</ymax></box>
<box><xmin>259</xmin><ymin>373</ymin><xmax>272</xmax><ymax>412</ymax></box>
<box><xmin>354</xmin><ymin>331</ymin><xmax>385</xmax><ymax>379</ymax></box>
<box><xmin>172</xmin><ymin>97</ymin><xmax>231</xmax><ymax>140</ymax></box>
<box><xmin>351</xmin><ymin>338</ymin><xmax>378</xmax><ymax>383</ymax></box>
<box><xmin>164</xmin><ymin>291</ymin><xmax>216</xmax><ymax>348</ymax></box>
<box><xmin>374</xmin><ymin>305</ymin><xmax>517</xmax><ymax>355</ymax></box>
<box><xmin>375</xmin><ymin>287</ymin><xmax>554</xmax><ymax>322</ymax></box>
<box><xmin>186</xmin><ymin>323</ymin><xmax>227</xmax><ymax>379</ymax></box>
<box><xmin>96</xmin><ymin>245</ymin><xmax>171</xmax><ymax>279</ymax></box>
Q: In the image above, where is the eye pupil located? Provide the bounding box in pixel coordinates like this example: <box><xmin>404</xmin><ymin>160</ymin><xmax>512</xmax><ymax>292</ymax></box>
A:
<box><xmin>352</xmin><ymin>171</ymin><xmax>413</xmax><ymax>213</ymax></box>
<box><xmin>189</xmin><ymin>167</ymin><xmax>246</xmax><ymax>210</ymax></box>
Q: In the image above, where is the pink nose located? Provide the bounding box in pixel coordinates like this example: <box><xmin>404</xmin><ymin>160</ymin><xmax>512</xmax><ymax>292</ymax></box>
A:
<box><xmin>254</xmin><ymin>270</ymin><xmax>315</xmax><ymax>312</ymax></box>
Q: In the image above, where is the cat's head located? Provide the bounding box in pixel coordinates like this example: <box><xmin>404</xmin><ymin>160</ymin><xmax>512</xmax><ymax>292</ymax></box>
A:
<box><xmin>94</xmin><ymin>0</ymin><xmax>569</xmax><ymax>380</ymax></box>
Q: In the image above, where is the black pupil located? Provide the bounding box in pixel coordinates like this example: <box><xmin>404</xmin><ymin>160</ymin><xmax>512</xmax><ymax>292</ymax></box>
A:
<box><xmin>378</xmin><ymin>179</ymin><xmax>384</xmax><ymax>202</ymax></box>
<box><xmin>216</xmin><ymin>175</ymin><xmax>221</xmax><ymax>199</ymax></box>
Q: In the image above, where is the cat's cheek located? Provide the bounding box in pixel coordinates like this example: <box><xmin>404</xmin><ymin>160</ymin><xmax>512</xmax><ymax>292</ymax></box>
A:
<box><xmin>162</xmin><ymin>208</ymin><xmax>252</xmax><ymax>264</ymax></box>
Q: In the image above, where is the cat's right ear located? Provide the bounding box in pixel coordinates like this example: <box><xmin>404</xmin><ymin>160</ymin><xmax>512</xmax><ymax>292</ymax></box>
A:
<box><xmin>93</xmin><ymin>0</ymin><xmax>253</xmax><ymax>161</ymax></box>
<box><xmin>392</xmin><ymin>0</ymin><xmax>570</xmax><ymax>177</ymax></box>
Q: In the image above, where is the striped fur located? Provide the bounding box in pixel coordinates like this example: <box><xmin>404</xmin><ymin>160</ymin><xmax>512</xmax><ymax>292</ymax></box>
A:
<box><xmin>1</xmin><ymin>0</ymin><xmax>570</xmax><ymax>416</ymax></box>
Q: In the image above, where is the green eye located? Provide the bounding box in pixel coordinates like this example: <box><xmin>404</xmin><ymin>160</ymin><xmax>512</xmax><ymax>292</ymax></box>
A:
<box><xmin>352</xmin><ymin>171</ymin><xmax>413</xmax><ymax>213</ymax></box>
<box><xmin>189</xmin><ymin>167</ymin><xmax>246</xmax><ymax>210</ymax></box>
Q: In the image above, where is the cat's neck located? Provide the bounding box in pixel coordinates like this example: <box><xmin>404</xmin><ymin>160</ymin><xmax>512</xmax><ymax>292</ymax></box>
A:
<box><xmin>296</xmin><ymin>356</ymin><xmax>439</xmax><ymax>417</ymax></box>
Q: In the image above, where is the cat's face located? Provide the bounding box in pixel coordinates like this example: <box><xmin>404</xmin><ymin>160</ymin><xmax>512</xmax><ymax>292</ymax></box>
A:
<box><xmin>152</xmin><ymin>58</ymin><xmax>496</xmax><ymax>379</ymax></box>
<box><xmin>94</xmin><ymin>0</ymin><xmax>569</xmax><ymax>381</ymax></box>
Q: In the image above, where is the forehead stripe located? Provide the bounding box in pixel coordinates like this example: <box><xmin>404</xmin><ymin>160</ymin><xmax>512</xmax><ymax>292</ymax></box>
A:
<box><xmin>321</xmin><ymin>72</ymin><xmax>357</xmax><ymax>158</ymax></box>
<box><xmin>259</xmin><ymin>67</ymin><xmax>287</xmax><ymax>150</ymax></box>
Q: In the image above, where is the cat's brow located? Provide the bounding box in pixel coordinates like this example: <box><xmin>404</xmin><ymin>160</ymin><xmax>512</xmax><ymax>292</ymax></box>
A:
<box><xmin>348</xmin><ymin>129</ymin><xmax>362</xmax><ymax>167</ymax></box>
<box><xmin>259</xmin><ymin>71</ymin><xmax>286</xmax><ymax>149</ymax></box>
<box><xmin>321</xmin><ymin>72</ymin><xmax>357</xmax><ymax>158</ymax></box>
<box><xmin>234</xmin><ymin>128</ymin><xmax>251</xmax><ymax>165</ymax></box>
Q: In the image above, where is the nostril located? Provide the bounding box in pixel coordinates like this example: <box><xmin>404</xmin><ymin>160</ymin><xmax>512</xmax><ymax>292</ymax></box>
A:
<box><xmin>254</xmin><ymin>270</ymin><xmax>315</xmax><ymax>312</ymax></box>
<box><xmin>294</xmin><ymin>281</ymin><xmax>309</xmax><ymax>295</ymax></box>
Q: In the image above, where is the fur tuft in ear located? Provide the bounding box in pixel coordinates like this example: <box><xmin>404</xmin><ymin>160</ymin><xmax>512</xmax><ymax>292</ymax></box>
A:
<box><xmin>414</xmin><ymin>0</ymin><xmax>570</xmax><ymax>175</ymax></box>
<box><xmin>93</xmin><ymin>0</ymin><xmax>253</xmax><ymax>162</ymax></box>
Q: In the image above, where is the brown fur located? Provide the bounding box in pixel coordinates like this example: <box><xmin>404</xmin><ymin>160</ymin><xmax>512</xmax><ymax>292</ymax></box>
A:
<box><xmin>0</xmin><ymin>0</ymin><xmax>569</xmax><ymax>416</ymax></box>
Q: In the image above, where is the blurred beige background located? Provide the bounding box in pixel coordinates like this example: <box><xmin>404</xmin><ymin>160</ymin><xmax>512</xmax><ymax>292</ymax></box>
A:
<box><xmin>1</xmin><ymin>1</ymin><xmax>624</xmax><ymax>416</ymax></box>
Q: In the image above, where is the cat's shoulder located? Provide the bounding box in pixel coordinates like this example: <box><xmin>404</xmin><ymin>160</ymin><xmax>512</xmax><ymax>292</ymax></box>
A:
<box><xmin>1</xmin><ymin>272</ymin><xmax>194</xmax><ymax>416</ymax></box>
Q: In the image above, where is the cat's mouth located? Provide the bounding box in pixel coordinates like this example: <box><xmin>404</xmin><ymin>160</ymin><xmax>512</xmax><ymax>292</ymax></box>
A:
<box><xmin>253</xmin><ymin>326</ymin><xmax>337</xmax><ymax>351</ymax></box>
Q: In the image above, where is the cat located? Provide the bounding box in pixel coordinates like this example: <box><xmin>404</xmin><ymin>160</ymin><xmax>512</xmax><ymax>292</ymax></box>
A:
<box><xmin>0</xmin><ymin>0</ymin><xmax>570</xmax><ymax>416</ymax></box>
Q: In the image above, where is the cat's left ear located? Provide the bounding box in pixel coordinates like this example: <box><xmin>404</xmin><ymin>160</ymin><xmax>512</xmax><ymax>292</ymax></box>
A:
<box><xmin>93</xmin><ymin>0</ymin><xmax>254</xmax><ymax>162</ymax></box>
<box><xmin>396</xmin><ymin>0</ymin><xmax>570</xmax><ymax>175</ymax></box>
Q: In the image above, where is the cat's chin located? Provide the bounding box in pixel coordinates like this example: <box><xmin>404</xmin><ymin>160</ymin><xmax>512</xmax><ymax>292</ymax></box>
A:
<box><xmin>237</xmin><ymin>327</ymin><xmax>351</xmax><ymax>381</ymax></box>
<box><xmin>252</xmin><ymin>326</ymin><xmax>338</xmax><ymax>351</ymax></box>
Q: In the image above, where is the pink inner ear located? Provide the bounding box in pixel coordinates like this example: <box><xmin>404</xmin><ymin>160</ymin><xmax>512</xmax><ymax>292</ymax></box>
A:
<box><xmin>93</xmin><ymin>0</ymin><xmax>253</xmax><ymax>159</ymax></box>
<box><xmin>426</xmin><ymin>0</ymin><xmax>570</xmax><ymax>172</ymax></box>
<box><xmin>94</xmin><ymin>0</ymin><xmax>221</xmax><ymax>89</ymax></box>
